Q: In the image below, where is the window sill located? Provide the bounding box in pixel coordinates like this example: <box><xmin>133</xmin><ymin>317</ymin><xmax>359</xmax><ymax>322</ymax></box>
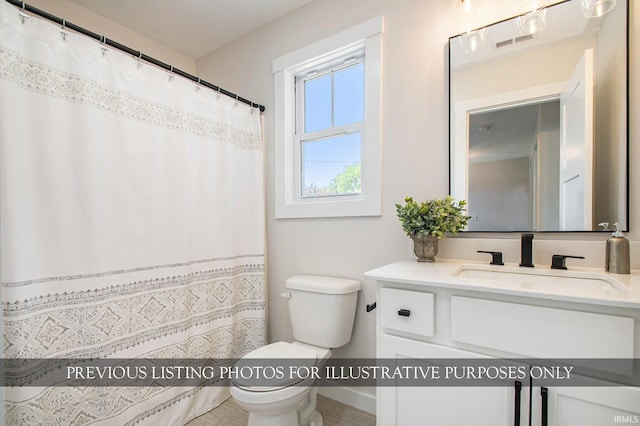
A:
<box><xmin>275</xmin><ymin>194</ymin><xmax>381</xmax><ymax>219</ymax></box>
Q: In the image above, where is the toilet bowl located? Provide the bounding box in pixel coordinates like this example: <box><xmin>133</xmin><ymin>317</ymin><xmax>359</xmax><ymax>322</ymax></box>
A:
<box><xmin>230</xmin><ymin>275</ymin><xmax>361</xmax><ymax>426</ymax></box>
<box><xmin>230</xmin><ymin>341</ymin><xmax>331</xmax><ymax>426</ymax></box>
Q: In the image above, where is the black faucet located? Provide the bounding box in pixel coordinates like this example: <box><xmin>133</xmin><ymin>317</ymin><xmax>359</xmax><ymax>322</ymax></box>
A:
<box><xmin>551</xmin><ymin>254</ymin><xmax>585</xmax><ymax>270</ymax></box>
<box><xmin>519</xmin><ymin>233</ymin><xmax>534</xmax><ymax>268</ymax></box>
<box><xmin>477</xmin><ymin>250</ymin><xmax>504</xmax><ymax>265</ymax></box>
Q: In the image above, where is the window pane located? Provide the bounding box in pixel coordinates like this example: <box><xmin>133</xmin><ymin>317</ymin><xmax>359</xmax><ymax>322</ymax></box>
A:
<box><xmin>304</xmin><ymin>74</ymin><xmax>332</xmax><ymax>133</ymax></box>
<box><xmin>334</xmin><ymin>63</ymin><xmax>364</xmax><ymax>127</ymax></box>
<box><xmin>301</xmin><ymin>133</ymin><xmax>361</xmax><ymax>197</ymax></box>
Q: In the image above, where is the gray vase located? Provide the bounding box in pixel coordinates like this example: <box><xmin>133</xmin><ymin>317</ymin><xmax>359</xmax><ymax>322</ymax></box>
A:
<box><xmin>411</xmin><ymin>235</ymin><xmax>438</xmax><ymax>262</ymax></box>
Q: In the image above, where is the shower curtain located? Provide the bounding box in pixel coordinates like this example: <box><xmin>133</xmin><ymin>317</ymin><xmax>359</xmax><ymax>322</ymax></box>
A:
<box><xmin>0</xmin><ymin>1</ymin><xmax>266</xmax><ymax>424</ymax></box>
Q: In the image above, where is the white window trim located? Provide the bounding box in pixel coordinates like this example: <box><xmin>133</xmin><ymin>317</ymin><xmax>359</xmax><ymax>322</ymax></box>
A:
<box><xmin>273</xmin><ymin>17</ymin><xmax>383</xmax><ymax>219</ymax></box>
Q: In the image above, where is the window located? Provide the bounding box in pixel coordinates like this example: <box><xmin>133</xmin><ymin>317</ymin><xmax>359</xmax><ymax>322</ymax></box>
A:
<box><xmin>299</xmin><ymin>61</ymin><xmax>364</xmax><ymax>198</ymax></box>
<box><xmin>273</xmin><ymin>17</ymin><xmax>383</xmax><ymax>218</ymax></box>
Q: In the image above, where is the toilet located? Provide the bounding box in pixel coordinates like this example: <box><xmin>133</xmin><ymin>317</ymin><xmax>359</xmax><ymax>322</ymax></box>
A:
<box><xmin>230</xmin><ymin>275</ymin><xmax>361</xmax><ymax>426</ymax></box>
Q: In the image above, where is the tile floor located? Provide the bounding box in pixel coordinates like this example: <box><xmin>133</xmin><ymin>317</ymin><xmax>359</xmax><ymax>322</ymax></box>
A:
<box><xmin>186</xmin><ymin>394</ymin><xmax>375</xmax><ymax>426</ymax></box>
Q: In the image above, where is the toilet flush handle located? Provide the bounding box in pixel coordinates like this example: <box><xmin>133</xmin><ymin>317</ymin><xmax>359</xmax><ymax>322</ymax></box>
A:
<box><xmin>281</xmin><ymin>291</ymin><xmax>291</xmax><ymax>298</ymax></box>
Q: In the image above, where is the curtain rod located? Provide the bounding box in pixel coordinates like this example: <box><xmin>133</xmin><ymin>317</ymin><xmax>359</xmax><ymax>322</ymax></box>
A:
<box><xmin>5</xmin><ymin>0</ymin><xmax>266</xmax><ymax>112</ymax></box>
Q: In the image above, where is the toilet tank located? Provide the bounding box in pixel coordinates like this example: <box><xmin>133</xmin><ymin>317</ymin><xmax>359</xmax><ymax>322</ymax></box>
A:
<box><xmin>285</xmin><ymin>275</ymin><xmax>361</xmax><ymax>348</ymax></box>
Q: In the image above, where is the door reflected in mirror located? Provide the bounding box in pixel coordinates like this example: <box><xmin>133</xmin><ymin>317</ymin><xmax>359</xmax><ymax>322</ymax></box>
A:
<box><xmin>449</xmin><ymin>0</ymin><xmax>628</xmax><ymax>232</ymax></box>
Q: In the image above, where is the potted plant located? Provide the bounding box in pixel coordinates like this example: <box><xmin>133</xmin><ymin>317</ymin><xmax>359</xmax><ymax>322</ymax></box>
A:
<box><xmin>395</xmin><ymin>195</ymin><xmax>470</xmax><ymax>262</ymax></box>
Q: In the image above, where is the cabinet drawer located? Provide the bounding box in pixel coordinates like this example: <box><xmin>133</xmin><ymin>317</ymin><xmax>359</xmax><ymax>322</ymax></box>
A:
<box><xmin>380</xmin><ymin>287</ymin><xmax>434</xmax><ymax>337</ymax></box>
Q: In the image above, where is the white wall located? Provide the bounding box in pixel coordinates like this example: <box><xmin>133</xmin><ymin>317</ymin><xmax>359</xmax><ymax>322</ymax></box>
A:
<box><xmin>538</xmin><ymin>126</ymin><xmax>561</xmax><ymax>231</ymax></box>
<box><xmin>451</xmin><ymin>35</ymin><xmax>595</xmax><ymax>104</ymax></box>
<box><xmin>468</xmin><ymin>157</ymin><xmax>531</xmax><ymax>231</ymax></box>
<box><xmin>196</xmin><ymin>0</ymin><xmax>639</xmax><ymax>406</ymax></box>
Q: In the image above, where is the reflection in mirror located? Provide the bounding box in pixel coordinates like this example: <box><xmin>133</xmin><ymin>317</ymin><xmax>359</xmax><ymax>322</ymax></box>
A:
<box><xmin>449</xmin><ymin>0</ymin><xmax>628</xmax><ymax>232</ymax></box>
<box><xmin>468</xmin><ymin>100</ymin><xmax>561</xmax><ymax>231</ymax></box>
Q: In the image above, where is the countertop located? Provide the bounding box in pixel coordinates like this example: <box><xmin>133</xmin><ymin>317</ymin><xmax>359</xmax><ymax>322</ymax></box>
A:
<box><xmin>365</xmin><ymin>260</ymin><xmax>640</xmax><ymax>309</ymax></box>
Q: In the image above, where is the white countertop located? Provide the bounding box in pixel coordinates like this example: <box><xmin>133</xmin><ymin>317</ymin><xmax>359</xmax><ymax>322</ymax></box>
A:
<box><xmin>364</xmin><ymin>260</ymin><xmax>640</xmax><ymax>309</ymax></box>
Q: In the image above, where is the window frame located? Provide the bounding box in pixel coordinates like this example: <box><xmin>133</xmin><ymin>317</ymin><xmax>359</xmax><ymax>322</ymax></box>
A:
<box><xmin>273</xmin><ymin>17</ymin><xmax>383</xmax><ymax>219</ymax></box>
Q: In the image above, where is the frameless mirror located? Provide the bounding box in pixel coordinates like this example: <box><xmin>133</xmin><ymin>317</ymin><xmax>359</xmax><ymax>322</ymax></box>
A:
<box><xmin>449</xmin><ymin>0</ymin><xmax>628</xmax><ymax>232</ymax></box>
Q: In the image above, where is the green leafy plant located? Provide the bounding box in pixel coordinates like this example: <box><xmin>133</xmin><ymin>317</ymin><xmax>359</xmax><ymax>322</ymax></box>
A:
<box><xmin>395</xmin><ymin>195</ymin><xmax>470</xmax><ymax>239</ymax></box>
<box><xmin>328</xmin><ymin>162</ymin><xmax>361</xmax><ymax>195</ymax></box>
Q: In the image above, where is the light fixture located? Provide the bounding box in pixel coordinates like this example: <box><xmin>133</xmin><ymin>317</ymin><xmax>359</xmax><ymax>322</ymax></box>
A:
<box><xmin>453</xmin><ymin>0</ymin><xmax>486</xmax><ymax>53</ymax></box>
<box><xmin>516</xmin><ymin>1</ymin><xmax>547</xmax><ymax>35</ymax></box>
<box><xmin>459</xmin><ymin>29</ymin><xmax>486</xmax><ymax>53</ymax></box>
<box><xmin>581</xmin><ymin>0</ymin><xmax>617</xmax><ymax>18</ymax></box>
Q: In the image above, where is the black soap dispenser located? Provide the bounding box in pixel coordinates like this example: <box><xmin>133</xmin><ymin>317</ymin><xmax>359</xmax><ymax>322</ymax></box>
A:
<box><xmin>605</xmin><ymin>223</ymin><xmax>630</xmax><ymax>274</ymax></box>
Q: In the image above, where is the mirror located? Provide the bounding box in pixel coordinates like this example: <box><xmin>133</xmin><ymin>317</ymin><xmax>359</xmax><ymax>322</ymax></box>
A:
<box><xmin>449</xmin><ymin>0</ymin><xmax>628</xmax><ymax>232</ymax></box>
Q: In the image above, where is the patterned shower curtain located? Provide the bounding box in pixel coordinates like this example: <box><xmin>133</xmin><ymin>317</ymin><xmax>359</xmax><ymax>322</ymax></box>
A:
<box><xmin>0</xmin><ymin>1</ymin><xmax>266</xmax><ymax>424</ymax></box>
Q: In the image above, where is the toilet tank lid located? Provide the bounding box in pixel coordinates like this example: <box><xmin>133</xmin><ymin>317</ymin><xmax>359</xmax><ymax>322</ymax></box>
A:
<box><xmin>285</xmin><ymin>275</ymin><xmax>361</xmax><ymax>294</ymax></box>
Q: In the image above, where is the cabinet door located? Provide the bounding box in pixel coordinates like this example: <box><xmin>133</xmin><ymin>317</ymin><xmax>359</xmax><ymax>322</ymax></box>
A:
<box><xmin>379</xmin><ymin>334</ymin><xmax>529</xmax><ymax>426</ymax></box>
<box><xmin>532</xmin><ymin>376</ymin><xmax>640</xmax><ymax>426</ymax></box>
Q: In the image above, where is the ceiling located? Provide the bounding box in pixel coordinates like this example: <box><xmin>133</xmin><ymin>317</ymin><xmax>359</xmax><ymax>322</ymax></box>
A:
<box><xmin>69</xmin><ymin>0</ymin><xmax>313</xmax><ymax>59</ymax></box>
<box><xmin>468</xmin><ymin>100</ymin><xmax>560</xmax><ymax>163</ymax></box>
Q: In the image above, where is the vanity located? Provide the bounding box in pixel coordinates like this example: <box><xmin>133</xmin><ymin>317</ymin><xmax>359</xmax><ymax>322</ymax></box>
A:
<box><xmin>365</xmin><ymin>260</ymin><xmax>640</xmax><ymax>426</ymax></box>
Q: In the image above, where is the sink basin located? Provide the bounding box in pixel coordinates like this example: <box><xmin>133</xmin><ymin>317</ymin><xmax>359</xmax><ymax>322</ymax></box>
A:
<box><xmin>452</xmin><ymin>265</ymin><xmax>629</xmax><ymax>293</ymax></box>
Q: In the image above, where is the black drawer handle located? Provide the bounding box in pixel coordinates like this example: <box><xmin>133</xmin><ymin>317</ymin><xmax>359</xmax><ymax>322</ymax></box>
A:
<box><xmin>514</xmin><ymin>380</ymin><xmax>522</xmax><ymax>426</ymax></box>
<box><xmin>541</xmin><ymin>387</ymin><xmax>548</xmax><ymax>426</ymax></box>
<box><xmin>398</xmin><ymin>309</ymin><xmax>411</xmax><ymax>317</ymax></box>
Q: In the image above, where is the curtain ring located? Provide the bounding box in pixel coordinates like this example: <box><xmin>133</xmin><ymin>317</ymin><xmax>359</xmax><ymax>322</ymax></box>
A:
<box><xmin>59</xmin><ymin>19</ymin><xmax>69</xmax><ymax>40</ymax></box>
<box><xmin>18</xmin><ymin>1</ymin><xmax>29</xmax><ymax>24</ymax></box>
<box><xmin>99</xmin><ymin>37</ymin><xmax>108</xmax><ymax>55</ymax></box>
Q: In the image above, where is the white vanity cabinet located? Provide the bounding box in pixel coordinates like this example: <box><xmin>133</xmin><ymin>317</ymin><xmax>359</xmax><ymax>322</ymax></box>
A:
<box><xmin>531</xmin><ymin>380</ymin><xmax>640</xmax><ymax>426</ymax></box>
<box><xmin>379</xmin><ymin>333</ymin><xmax>529</xmax><ymax>426</ymax></box>
<box><xmin>366</xmin><ymin>261</ymin><xmax>640</xmax><ymax>426</ymax></box>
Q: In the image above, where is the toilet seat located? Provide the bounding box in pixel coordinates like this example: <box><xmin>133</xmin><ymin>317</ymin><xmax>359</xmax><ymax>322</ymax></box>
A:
<box><xmin>232</xmin><ymin>342</ymin><xmax>318</xmax><ymax>392</ymax></box>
